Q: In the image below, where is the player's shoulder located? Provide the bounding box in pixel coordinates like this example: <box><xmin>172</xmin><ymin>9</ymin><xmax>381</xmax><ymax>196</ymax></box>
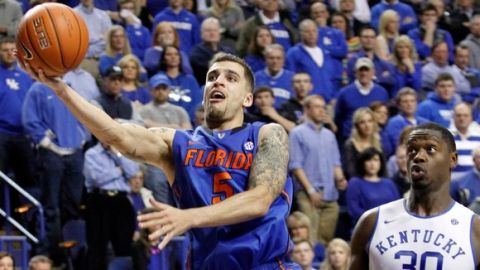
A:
<box><xmin>258</xmin><ymin>123</ymin><xmax>288</xmax><ymax>143</ymax></box>
<box><xmin>357</xmin><ymin>207</ymin><xmax>380</xmax><ymax>233</ymax></box>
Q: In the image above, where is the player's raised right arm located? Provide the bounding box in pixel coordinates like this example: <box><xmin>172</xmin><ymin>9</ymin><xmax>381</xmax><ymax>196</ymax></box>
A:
<box><xmin>23</xmin><ymin>64</ymin><xmax>175</xmax><ymax>172</ymax></box>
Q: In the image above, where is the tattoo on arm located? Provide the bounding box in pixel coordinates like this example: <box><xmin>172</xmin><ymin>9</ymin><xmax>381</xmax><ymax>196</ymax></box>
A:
<box><xmin>249</xmin><ymin>125</ymin><xmax>289</xmax><ymax>199</ymax></box>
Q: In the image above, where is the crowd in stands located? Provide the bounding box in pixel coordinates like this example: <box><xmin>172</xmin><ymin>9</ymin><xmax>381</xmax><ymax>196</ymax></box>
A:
<box><xmin>2</xmin><ymin>0</ymin><xmax>480</xmax><ymax>269</ymax></box>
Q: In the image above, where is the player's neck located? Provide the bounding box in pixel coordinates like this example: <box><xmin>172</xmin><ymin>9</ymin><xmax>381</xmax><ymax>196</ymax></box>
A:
<box><xmin>407</xmin><ymin>189</ymin><xmax>453</xmax><ymax>217</ymax></box>
<box><xmin>206</xmin><ymin>116</ymin><xmax>244</xmax><ymax>131</ymax></box>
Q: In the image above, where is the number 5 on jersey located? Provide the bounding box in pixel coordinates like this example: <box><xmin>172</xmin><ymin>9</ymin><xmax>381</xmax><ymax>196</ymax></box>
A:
<box><xmin>212</xmin><ymin>172</ymin><xmax>234</xmax><ymax>204</ymax></box>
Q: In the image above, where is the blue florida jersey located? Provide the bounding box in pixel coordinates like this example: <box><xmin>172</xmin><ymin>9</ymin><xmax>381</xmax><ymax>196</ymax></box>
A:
<box><xmin>171</xmin><ymin>123</ymin><xmax>293</xmax><ymax>269</ymax></box>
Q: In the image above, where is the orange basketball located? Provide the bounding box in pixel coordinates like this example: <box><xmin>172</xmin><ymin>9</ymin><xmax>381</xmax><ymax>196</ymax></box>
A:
<box><xmin>16</xmin><ymin>3</ymin><xmax>89</xmax><ymax>77</ymax></box>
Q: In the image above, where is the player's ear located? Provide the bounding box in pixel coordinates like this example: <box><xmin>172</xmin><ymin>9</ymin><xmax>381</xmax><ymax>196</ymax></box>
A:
<box><xmin>450</xmin><ymin>152</ymin><xmax>458</xmax><ymax>169</ymax></box>
<box><xmin>243</xmin><ymin>93</ymin><xmax>253</xmax><ymax>107</ymax></box>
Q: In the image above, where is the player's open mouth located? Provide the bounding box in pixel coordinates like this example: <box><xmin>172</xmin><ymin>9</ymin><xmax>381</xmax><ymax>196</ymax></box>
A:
<box><xmin>410</xmin><ymin>164</ymin><xmax>425</xmax><ymax>179</ymax></box>
<box><xmin>209</xmin><ymin>91</ymin><xmax>226</xmax><ymax>102</ymax></box>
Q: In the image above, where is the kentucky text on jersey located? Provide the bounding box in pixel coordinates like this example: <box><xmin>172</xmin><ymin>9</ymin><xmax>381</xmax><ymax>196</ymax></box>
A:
<box><xmin>373</xmin><ymin>229</ymin><xmax>467</xmax><ymax>260</ymax></box>
<box><xmin>184</xmin><ymin>148</ymin><xmax>253</xmax><ymax>170</ymax></box>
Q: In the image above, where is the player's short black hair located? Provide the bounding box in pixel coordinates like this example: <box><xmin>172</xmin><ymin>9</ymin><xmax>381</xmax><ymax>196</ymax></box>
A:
<box><xmin>409</xmin><ymin>122</ymin><xmax>456</xmax><ymax>153</ymax></box>
<box><xmin>209</xmin><ymin>53</ymin><xmax>255</xmax><ymax>93</ymax></box>
<box><xmin>355</xmin><ymin>147</ymin><xmax>386</xmax><ymax>178</ymax></box>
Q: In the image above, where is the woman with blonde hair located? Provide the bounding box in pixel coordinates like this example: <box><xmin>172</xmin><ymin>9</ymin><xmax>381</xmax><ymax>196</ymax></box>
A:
<box><xmin>287</xmin><ymin>211</ymin><xmax>325</xmax><ymax>263</ymax></box>
<box><xmin>342</xmin><ymin>107</ymin><xmax>382</xmax><ymax>179</ymax></box>
<box><xmin>390</xmin><ymin>35</ymin><xmax>422</xmax><ymax>97</ymax></box>
<box><xmin>320</xmin><ymin>238</ymin><xmax>351</xmax><ymax>270</ymax></box>
<box><xmin>143</xmin><ymin>22</ymin><xmax>192</xmax><ymax>76</ymax></box>
<box><xmin>117</xmin><ymin>54</ymin><xmax>151</xmax><ymax>106</ymax></box>
<box><xmin>376</xmin><ymin>10</ymin><xmax>400</xmax><ymax>61</ymax></box>
<box><xmin>99</xmin><ymin>25</ymin><xmax>132</xmax><ymax>76</ymax></box>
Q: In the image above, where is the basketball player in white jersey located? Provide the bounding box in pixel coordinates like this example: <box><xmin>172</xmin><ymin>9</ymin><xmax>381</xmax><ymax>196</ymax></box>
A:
<box><xmin>350</xmin><ymin>123</ymin><xmax>480</xmax><ymax>270</ymax></box>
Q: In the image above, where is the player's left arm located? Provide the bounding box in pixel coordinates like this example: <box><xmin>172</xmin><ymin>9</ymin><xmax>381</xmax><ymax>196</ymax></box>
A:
<box><xmin>472</xmin><ymin>215</ymin><xmax>480</xmax><ymax>269</ymax></box>
<box><xmin>138</xmin><ymin>123</ymin><xmax>288</xmax><ymax>249</ymax></box>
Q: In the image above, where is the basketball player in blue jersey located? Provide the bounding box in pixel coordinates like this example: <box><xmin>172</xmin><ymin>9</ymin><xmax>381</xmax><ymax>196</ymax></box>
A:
<box><xmin>350</xmin><ymin>123</ymin><xmax>480</xmax><ymax>270</ymax></box>
<box><xmin>21</xmin><ymin>53</ymin><xmax>299</xmax><ymax>270</ymax></box>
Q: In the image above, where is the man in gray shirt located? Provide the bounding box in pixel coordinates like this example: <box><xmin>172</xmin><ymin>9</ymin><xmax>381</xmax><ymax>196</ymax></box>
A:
<box><xmin>140</xmin><ymin>73</ymin><xmax>192</xmax><ymax>130</ymax></box>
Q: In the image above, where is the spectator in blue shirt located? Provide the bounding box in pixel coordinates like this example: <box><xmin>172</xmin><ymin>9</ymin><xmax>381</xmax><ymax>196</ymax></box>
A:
<box><xmin>310</xmin><ymin>2</ymin><xmax>348</xmax><ymax>92</ymax></box>
<box><xmin>74</xmin><ymin>0</ymin><xmax>112</xmax><ymax>78</ymax></box>
<box><xmin>143</xmin><ymin>22</ymin><xmax>193</xmax><ymax>77</ymax></box>
<box><xmin>279</xmin><ymin>72</ymin><xmax>313</xmax><ymax>124</ymax></box>
<box><xmin>83</xmin><ymin>142</ymin><xmax>139</xmax><ymax>270</ymax></box>
<box><xmin>117</xmin><ymin>54</ymin><xmax>151</xmax><ymax>106</ymax></box>
<box><xmin>370</xmin><ymin>0</ymin><xmax>417</xmax><ymax>34</ymax></box>
<box><xmin>98</xmin><ymin>25</ymin><xmax>132</xmax><ymax>77</ymax></box>
<box><xmin>335</xmin><ymin>57</ymin><xmax>389</xmax><ymax>141</ymax></box>
<box><xmin>0</xmin><ymin>37</ymin><xmax>36</xmax><ymax>209</ymax></box>
<box><xmin>451</xmin><ymin>146</ymin><xmax>480</xmax><ymax>207</ymax></box>
<box><xmin>63</xmin><ymin>67</ymin><xmax>101</xmax><ymax>102</ymax></box>
<box><xmin>236</xmin><ymin>0</ymin><xmax>297</xmax><ymax>57</ymax></box>
<box><xmin>407</xmin><ymin>3</ymin><xmax>455</xmax><ymax>63</ymax></box>
<box><xmin>346</xmin><ymin>147</ymin><xmax>400</xmax><ymax>225</ymax></box>
<box><xmin>254</xmin><ymin>44</ymin><xmax>294</xmax><ymax>108</ymax></box>
<box><xmin>156</xmin><ymin>45</ymin><xmax>202</xmax><ymax>120</ymax></box>
<box><xmin>384</xmin><ymin>88</ymin><xmax>429</xmax><ymax>158</ymax></box>
<box><xmin>190</xmin><ymin>17</ymin><xmax>235</xmax><ymax>84</ymax></box>
<box><xmin>421</xmin><ymin>41</ymin><xmax>456</xmax><ymax>93</ymax></box>
<box><xmin>22</xmin><ymin>80</ymin><xmax>88</xmax><ymax>263</ymax></box>
<box><xmin>417</xmin><ymin>73</ymin><xmax>459</xmax><ymax>127</ymax></box>
<box><xmin>245</xmin><ymin>26</ymin><xmax>275</xmax><ymax>73</ymax></box>
<box><xmin>451</xmin><ymin>45</ymin><xmax>480</xmax><ymax>103</ymax></box>
<box><xmin>74</xmin><ymin>0</ymin><xmax>112</xmax><ymax>59</ymax></box>
<box><xmin>152</xmin><ymin>0</ymin><xmax>201</xmax><ymax>53</ymax></box>
<box><xmin>390</xmin><ymin>35</ymin><xmax>422</xmax><ymax>98</ymax></box>
<box><xmin>118</xmin><ymin>0</ymin><xmax>151</xmax><ymax>62</ymax></box>
<box><xmin>289</xmin><ymin>95</ymin><xmax>348</xmax><ymax>245</ymax></box>
<box><xmin>347</xmin><ymin>26</ymin><xmax>397</xmax><ymax>94</ymax></box>
<box><xmin>286</xmin><ymin>19</ymin><xmax>336</xmax><ymax>102</ymax></box>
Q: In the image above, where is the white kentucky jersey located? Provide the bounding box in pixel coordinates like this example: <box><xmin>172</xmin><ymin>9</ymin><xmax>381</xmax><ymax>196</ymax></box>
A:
<box><xmin>368</xmin><ymin>199</ymin><xmax>476</xmax><ymax>270</ymax></box>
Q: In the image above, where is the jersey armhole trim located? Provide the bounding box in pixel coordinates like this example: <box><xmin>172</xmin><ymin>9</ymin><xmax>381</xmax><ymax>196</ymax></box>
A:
<box><xmin>366</xmin><ymin>207</ymin><xmax>380</xmax><ymax>255</ymax></box>
<box><xmin>470</xmin><ymin>214</ymin><xmax>478</xmax><ymax>268</ymax></box>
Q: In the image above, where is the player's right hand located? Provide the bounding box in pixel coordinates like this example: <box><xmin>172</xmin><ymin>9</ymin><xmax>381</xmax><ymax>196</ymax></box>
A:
<box><xmin>20</xmin><ymin>62</ymin><xmax>67</xmax><ymax>96</ymax></box>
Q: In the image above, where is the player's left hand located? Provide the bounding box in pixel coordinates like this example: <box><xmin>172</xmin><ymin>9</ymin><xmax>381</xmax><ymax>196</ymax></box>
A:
<box><xmin>138</xmin><ymin>199</ymin><xmax>194</xmax><ymax>250</ymax></box>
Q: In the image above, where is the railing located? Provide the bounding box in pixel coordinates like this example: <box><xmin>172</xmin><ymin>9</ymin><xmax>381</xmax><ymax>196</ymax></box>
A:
<box><xmin>0</xmin><ymin>169</ymin><xmax>45</xmax><ymax>243</ymax></box>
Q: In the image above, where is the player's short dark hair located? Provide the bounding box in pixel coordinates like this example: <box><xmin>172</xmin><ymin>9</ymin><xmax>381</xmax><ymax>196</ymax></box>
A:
<box><xmin>434</xmin><ymin>73</ymin><xmax>455</xmax><ymax>86</ymax></box>
<box><xmin>355</xmin><ymin>147</ymin><xmax>386</xmax><ymax>177</ymax></box>
<box><xmin>409</xmin><ymin>122</ymin><xmax>456</xmax><ymax>153</ymax></box>
<box><xmin>209</xmin><ymin>53</ymin><xmax>255</xmax><ymax>93</ymax></box>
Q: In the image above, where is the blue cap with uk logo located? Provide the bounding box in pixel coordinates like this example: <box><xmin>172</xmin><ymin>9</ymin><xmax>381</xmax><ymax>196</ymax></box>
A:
<box><xmin>149</xmin><ymin>74</ymin><xmax>171</xmax><ymax>89</ymax></box>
